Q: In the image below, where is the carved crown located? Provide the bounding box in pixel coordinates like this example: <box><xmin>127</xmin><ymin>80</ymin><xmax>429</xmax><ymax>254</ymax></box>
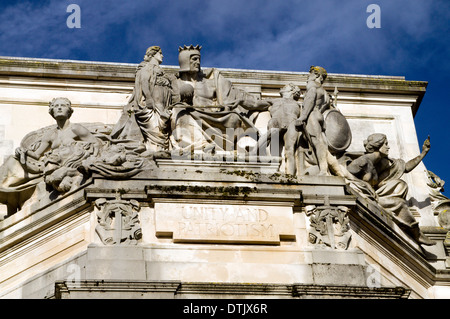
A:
<box><xmin>178</xmin><ymin>45</ymin><xmax>202</xmax><ymax>52</ymax></box>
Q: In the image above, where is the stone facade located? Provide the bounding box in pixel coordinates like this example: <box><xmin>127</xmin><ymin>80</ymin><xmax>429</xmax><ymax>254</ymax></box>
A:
<box><xmin>0</xmin><ymin>55</ymin><xmax>449</xmax><ymax>299</ymax></box>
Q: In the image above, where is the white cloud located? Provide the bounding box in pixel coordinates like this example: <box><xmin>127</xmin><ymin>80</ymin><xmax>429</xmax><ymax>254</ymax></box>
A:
<box><xmin>0</xmin><ymin>0</ymin><xmax>447</xmax><ymax>75</ymax></box>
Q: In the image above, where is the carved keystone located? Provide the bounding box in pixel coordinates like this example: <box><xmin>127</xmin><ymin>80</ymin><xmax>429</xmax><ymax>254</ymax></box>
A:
<box><xmin>305</xmin><ymin>196</ymin><xmax>351</xmax><ymax>250</ymax></box>
<box><xmin>94</xmin><ymin>198</ymin><xmax>142</xmax><ymax>245</ymax></box>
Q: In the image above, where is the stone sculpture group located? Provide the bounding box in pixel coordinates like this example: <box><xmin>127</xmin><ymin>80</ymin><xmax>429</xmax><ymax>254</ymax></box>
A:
<box><xmin>0</xmin><ymin>45</ymin><xmax>436</xmax><ymax>246</ymax></box>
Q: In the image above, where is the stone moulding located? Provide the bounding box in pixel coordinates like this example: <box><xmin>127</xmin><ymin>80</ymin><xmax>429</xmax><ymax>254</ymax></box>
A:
<box><xmin>0</xmin><ymin>57</ymin><xmax>427</xmax><ymax>116</ymax></box>
<box><xmin>53</xmin><ymin>280</ymin><xmax>411</xmax><ymax>299</ymax></box>
<box><xmin>349</xmin><ymin>196</ymin><xmax>441</xmax><ymax>290</ymax></box>
<box><xmin>83</xmin><ymin>171</ymin><xmax>354</xmax><ymax>247</ymax></box>
<box><xmin>0</xmin><ymin>186</ymin><xmax>91</xmax><ymax>252</ymax></box>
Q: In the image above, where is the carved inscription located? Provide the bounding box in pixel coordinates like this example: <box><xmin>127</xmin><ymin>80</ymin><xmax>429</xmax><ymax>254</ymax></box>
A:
<box><xmin>179</xmin><ymin>206</ymin><xmax>274</xmax><ymax>239</ymax></box>
<box><xmin>155</xmin><ymin>203</ymin><xmax>295</xmax><ymax>244</ymax></box>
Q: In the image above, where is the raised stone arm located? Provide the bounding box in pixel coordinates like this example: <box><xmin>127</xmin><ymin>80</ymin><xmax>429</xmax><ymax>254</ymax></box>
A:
<box><xmin>14</xmin><ymin>132</ymin><xmax>54</xmax><ymax>166</ymax></box>
<box><xmin>343</xmin><ymin>133</ymin><xmax>435</xmax><ymax>246</ymax></box>
<box><xmin>405</xmin><ymin>136</ymin><xmax>430</xmax><ymax>173</ymax></box>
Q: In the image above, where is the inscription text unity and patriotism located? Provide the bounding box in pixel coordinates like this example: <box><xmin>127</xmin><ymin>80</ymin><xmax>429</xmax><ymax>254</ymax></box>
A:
<box><xmin>179</xmin><ymin>205</ymin><xmax>274</xmax><ymax>239</ymax></box>
<box><xmin>155</xmin><ymin>203</ymin><xmax>295</xmax><ymax>244</ymax></box>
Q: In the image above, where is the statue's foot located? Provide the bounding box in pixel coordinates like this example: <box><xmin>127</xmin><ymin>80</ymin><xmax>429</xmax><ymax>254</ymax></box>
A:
<box><xmin>154</xmin><ymin>150</ymin><xmax>171</xmax><ymax>159</ymax></box>
<box><xmin>405</xmin><ymin>220</ymin><xmax>437</xmax><ymax>246</ymax></box>
<box><xmin>391</xmin><ymin>215</ymin><xmax>413</xmax><ymax>229</ymax></box>
<box><xmin>417</xmin><ymin>233</ymin><xmax>436</xmax><ymax>246</ymax></box>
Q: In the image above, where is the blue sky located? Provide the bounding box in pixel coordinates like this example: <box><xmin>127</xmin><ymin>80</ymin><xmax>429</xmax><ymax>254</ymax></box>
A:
<box><xmin>0</xmin><ymin>0</ymin><xmax>449</xmax><ymax>194</ymax></box>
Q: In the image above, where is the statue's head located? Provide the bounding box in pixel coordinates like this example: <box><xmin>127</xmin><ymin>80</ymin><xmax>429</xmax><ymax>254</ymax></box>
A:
<box><xmin>280</xmin><ymin>83</ymin><xmax>301</xmax><ymax>100</ymax></box>
<box><xmin>49</xmin><ymin>97</ymin><xmax>73</xmax><ymax>119</ymax></box>
<box><xmin>144</xmin><ymin>46</ymin><xmax>162</xmax><ymax>62</ymax></box>
<box><xmin>364</xmin><ymin>133</ymin><xmax>389</xmax><ymax>156</ymax></box>
<box><xmin>309</xmin><ymin>66</ymin><xmax>328</xmax><ymax>83</ymax></box>
<box><xmin>178</xmin><ymin>45</ymin><xmax>202</xmax><ymax>73</ymax></box>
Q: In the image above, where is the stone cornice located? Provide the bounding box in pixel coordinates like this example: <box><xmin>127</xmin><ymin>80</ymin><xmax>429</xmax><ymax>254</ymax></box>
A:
<box><xmin>350</xmin><ymin>195</ymin><xmax>438</xmax><ymax>292</ymax></box>
<box><xmin>0</xmin><ymin>56</ymin><xmax>426</xmax><ymax>115</ymax></box>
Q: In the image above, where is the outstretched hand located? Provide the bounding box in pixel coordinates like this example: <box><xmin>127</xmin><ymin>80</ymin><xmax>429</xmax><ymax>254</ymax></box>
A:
<box><xmin>422</xmin><ymin>135</ymin><xmax>431</xmax><ymax>153</ymax></box>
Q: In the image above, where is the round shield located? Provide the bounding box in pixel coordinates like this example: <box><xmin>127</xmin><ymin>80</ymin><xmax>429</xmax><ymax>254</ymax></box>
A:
<box><xmin>436</xmin><ymin>200</ymin><xmax>450</xmax><ymax>230</ymax></box>
<box><xmin>323</xmin><ymin>109</ymin><xmax>352</xmax><ymax>153</ymax></box>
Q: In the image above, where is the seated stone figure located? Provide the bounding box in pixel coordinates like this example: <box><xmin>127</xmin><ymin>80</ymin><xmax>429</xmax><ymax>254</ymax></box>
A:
<box><xmin>170</xmin><ymin>45</ymin><xmax>271</xmax><ymax>156</ymax></box>
<box><xmin>0</xmin><ymin>97</ymin><xmax>101</xmax><ymax>215</ymax></box>
<box><xmin>345</xmin><ymin>133</ymin><xmax>435</xmax><ymax>246</ymax></box>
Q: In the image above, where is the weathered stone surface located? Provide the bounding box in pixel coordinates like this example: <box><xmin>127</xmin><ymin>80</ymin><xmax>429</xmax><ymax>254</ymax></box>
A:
<box><xmin>154</xmin><ymin>202</ymin><xmax>295</xmax><ymax>244</ymax></box>
<box><xmin>54</xmin><ymin>280</ymin><xmax>411</xmax><ymax>299</ymax></box>
<box><xmin>86</xmin><ymin>246</ymin><xmax>146</xmax><ymax>280</ymax></box>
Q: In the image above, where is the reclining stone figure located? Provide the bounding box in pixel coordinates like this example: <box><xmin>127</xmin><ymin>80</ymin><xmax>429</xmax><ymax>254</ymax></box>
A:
<box><xmin>0</xmin><ymin>97</ymin><xmax>152</xmax><ymax>216</ymax></box>
<box><xmin>0</xmin><ymin>97</ymin><xmax>101</xmax><ymax>215</ymax></box>
<box><xmin>345</xmin><ymin>133</ymin><xmax>435</xmax><ymax>246</ymax></box>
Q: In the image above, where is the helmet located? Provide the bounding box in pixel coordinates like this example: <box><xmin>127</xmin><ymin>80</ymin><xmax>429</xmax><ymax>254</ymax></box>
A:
<box><xmin>309</xmin><ymin>65</ymin><xmax>327</xmax><ymax>81</ymax></box>
<box><xmin>178</xmin><ymin>45</ymin><xmax>202</xmax><ymax>72</ymax></box>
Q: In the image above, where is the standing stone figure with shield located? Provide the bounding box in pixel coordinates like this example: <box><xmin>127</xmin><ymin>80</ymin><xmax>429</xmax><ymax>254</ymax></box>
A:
<box><xmin>295</xmin><ymin>66</ymin><xmax>352</xmax><ymax>177</ymax></box>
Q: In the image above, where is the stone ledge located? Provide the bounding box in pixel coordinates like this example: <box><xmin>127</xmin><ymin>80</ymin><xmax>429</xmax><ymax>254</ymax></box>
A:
<box><xmin>0</xmin><ymin>187</ymin><xmax>92</xmax><ymax>253</ymax></box>
<box><xmin>349</xmin><ymin>198</ymin><xmax>439</xmax><ymax>290</ymax></box>
<box><xmin>54</xmin><ymin>280</ymin><xmax>410</xmax><ymax>299</ymax></box>
<box><xmin>0</xmin><ymin>57</ymin><xmax>427</xmax><ymax>94</ymax></box>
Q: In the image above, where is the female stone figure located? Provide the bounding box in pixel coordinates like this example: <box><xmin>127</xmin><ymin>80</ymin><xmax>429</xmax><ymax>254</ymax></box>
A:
<box><xmin>346</xmin><ymin>133</ymin><xmax>435</xmax><ymax>246</ymax></box>
<box><xmin>112</xmin><ymin>46</ymin><xmax>173</xmax><ymax>153</ymax></box>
